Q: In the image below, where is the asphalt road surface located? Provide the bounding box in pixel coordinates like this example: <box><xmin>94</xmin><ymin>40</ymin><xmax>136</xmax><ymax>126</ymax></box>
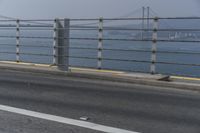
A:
<box><xmin>0</xmin><ymin>70</ymin><xmax>199</xmax><ymax>133</ymax></box>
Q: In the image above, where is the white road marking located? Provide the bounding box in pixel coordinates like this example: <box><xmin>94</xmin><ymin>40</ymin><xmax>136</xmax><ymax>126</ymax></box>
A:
<box><xmin>0</xmin><ymin>104</ymin><xmax>139</xmax><ymax>133</ymax></box>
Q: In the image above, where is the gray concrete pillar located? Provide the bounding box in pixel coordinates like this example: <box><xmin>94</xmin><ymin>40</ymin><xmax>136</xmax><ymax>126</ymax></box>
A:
<box><xmin>53</xmin><ymin>18</ymin><xmax>70</xmax><ymax>71</ymax></box>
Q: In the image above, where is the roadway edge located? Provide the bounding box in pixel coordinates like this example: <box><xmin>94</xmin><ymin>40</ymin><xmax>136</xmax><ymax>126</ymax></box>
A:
<box><xmin>0</xmin><ymin>62</ymin><xmax>199</xmax><ymax>91</ymax></box>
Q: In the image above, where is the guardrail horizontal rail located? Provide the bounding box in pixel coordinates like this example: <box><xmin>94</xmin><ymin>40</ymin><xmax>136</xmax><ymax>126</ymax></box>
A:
<box><xmin>0</xmin><ymin>17</ymin><xmax>198</xmax><ymax>77</ymax></box>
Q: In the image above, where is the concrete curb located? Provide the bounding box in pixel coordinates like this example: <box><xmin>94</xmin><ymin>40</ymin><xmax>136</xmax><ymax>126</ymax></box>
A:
<box><xmin>69</xmin><ymin>72</ymin><xmax>200</xmax><ymax>91</ymax></box>
<box><xmin>0</xmin><ymin>62</ymin><xmax>199</xmax><ymax>91</ymax></box>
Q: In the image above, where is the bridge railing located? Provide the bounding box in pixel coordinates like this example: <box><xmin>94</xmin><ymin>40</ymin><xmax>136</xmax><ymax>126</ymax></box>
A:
<box><xmin>0</xmin><ymin>17</ymin><xmax>199</xmax><ymax>77</ymax></box>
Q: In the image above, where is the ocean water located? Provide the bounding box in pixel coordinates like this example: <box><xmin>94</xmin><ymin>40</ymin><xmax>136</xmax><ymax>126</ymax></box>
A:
<box><xmin>0</xmin><ymin>29</ymin><xmax>199</xmax><ymax>77</ymax></box>
<box><xmin>69</xmin><ymin>40</ymin><xmax>200</xmax><ymax>77</ymax></box>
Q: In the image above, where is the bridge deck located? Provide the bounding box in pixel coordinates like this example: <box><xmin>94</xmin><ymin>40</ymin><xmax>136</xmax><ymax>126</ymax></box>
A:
<box><xmin>0</xmin><ymin>68</ymin><xmax>199</xmax><ymax>132</ymax></box>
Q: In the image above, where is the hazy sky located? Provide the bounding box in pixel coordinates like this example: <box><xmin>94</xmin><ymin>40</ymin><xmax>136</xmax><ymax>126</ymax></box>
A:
<box><xmin>0</xmin><ymin>0</ymin><xmax>199</xmax><ymax>19</ymax></box>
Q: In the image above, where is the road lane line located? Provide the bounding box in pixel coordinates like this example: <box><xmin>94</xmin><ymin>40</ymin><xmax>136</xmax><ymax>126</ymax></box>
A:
<box><xmin>70</xmin><ymin>67</ymin><xmax>125</xmax><ymax>74</ymax></box>
<box><xmin>0</xmin><ymin>104</ymin><xmax>139</xmax><ymax>133</ymax></box>
<box><xmin>0</xmin><ymin>61</ymin><xmax>51</xmax><ymax>67</ymax></box>
<box><xmin>171</xmin><ymin>76</ymin><xmax>200</xmax><ymax>81</ymax></box>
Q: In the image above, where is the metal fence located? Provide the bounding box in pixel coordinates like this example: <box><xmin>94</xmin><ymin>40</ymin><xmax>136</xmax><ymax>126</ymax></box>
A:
<box><xmin>0</xmin><ymin>17</ymin><xmax>199</xmax><ymax>77</ymax></box>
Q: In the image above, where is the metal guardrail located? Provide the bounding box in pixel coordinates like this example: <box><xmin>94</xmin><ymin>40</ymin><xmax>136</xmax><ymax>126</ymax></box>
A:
<box><xmin>0</xmin><ymin>17</ymin><xmax>199</xmax><ymax>77</ymax></box>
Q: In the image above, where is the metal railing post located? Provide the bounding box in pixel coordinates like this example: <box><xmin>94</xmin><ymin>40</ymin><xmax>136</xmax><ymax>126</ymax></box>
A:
<box><xmin>53</xmin><ymin>18</ymin><xmax>70</xmax><ymax>71</ymax></box>
<box><xmin>53</xmin><ymin>19</ymin><xmax>58</xmax><ymax>65</ymax></box>
<box><xmin>150</xmin><ymin>17</ymin><xmax>158</xmax><ymax>74</ymax></box>
<box><xmin>98</xmin><ymin>17</ymin><xmax>103</xmax><ymax>69</ymax></box>
<box><xmin>16</xmin><ymin>20</ymin><xmax>20</xmax><ymax>63</ymax></box>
